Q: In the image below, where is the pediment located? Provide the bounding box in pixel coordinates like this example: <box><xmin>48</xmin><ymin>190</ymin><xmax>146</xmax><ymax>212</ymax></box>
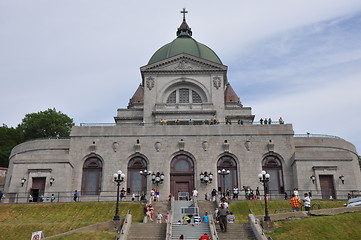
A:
<box><xmin>140</xmin><ymin>53</ymin><xmax>227</xmax><ymax>72</ymax></box>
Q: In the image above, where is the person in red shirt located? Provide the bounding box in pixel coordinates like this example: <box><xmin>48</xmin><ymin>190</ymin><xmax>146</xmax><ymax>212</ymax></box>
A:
<box><xmin>199</xmin><ymin>233</ymin><xmax>210</xmax><ymax>240</ymax></box>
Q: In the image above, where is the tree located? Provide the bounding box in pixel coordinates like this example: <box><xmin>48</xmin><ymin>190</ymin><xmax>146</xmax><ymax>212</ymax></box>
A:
<box><xmin>19</xmin><ymin>108</ymin><xmax>75</xmax><ymax>141</ymax></box>
<box><xmin>0</xmin><ymin>125</ymin><xmax>23</xmax><ymax>167</ymax></box>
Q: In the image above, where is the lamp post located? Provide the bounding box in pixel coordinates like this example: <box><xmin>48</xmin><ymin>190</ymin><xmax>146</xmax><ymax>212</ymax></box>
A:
<box><xmin>50</xmin><ymin>177</ymin><xmax>55</xmax><ymax>186</ymax></box>
<box><xmin>258</xmin><ymin>170</ymin><xmax>271</xmax><ymax>221</ymax></box>
<box><xmin>200</xmin><ymin>171</ymin><xmax>213</xmax><ymax>184</ymax></box>
<box><xmin>310</xmin><ymin>175</ymin><xmax>316</xmax><ymax>184</ymax></box>
<box><xmin>21</xmin><ymin>178</ymin><xmax>26</xmax><ymax>187</ymax></box>
<box><xmin>217</xmin><ymin>169</ymin><xmax>230</xmax><ymax>197</ymax></box>
<box><xmin>152</xmin><ymin>172</ymin><xmax>165</xmax><ymax>185</ymax></box>
<box><xmin>113</xmin><ymin>170</ymin><xmax>125</xmax><ymax>221</ymax></box>
<box><xmin>339</xmin><ymin>175</ymin><xmax>345</xmax><ymax>184</ymax></box>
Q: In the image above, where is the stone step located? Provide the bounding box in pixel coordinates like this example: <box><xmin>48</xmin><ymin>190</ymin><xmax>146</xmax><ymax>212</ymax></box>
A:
<box><xmin>215</xmin><ymin>223</ymin><xmax>257</xmax><ymax>240</ymax></box>
<box><xmin>127</xmin><ymin>222</ymin><xmax>166</xmax><ymax>240</ymax></box>
<box><xmin>197</xmin><ymin>200</ymin><xmax>217</xmax><ymax>217</ymax></box>
<box><xmin>172</xmin><ymin>224</ymin><xmax>211</xmax><ymax>240</ymax></box>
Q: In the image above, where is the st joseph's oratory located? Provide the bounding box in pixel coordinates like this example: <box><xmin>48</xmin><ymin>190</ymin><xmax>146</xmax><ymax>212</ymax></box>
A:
<box><xmin>4</xmin><ymin>10</ymin><xmax>361</xmax><ymax>202</ymax></box>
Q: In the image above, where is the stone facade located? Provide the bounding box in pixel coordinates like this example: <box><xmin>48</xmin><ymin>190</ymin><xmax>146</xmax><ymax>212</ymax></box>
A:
<box><xmin>4</xmin><ymin>16</ymin><xmax>361</xmax><ymax>203</ymax></box>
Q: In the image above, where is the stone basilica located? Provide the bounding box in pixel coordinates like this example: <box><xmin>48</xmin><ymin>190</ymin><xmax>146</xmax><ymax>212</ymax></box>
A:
<box><xmin>5</xmin><ymin>11</ymin><xmax>361</xmax><ymax>202</ymax></box>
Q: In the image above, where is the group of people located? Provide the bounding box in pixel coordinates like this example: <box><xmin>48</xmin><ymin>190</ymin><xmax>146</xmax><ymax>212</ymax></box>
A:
<box><xmin>225</xmin><ymin>119</ymin><xmax>244</xmax><ymax>125</ymax></box>
<box><xmin>28</xmin><ymin>193</ymin><xmax>56</xmax><ymax>202</ymax></box>
<box><xmin>150</xmin><ymin>188</ymin><xmax>160</xmax><ymax>202</ymax></box>
<box><xmin>144</xmin><ymin>203</ymin><xmax>170</xmax><ymax>223</ymax></box>
<box><xmin>259</xmin><ymin>117</ymin><xmax>284</xmax><ymax>124</ymax></box>
<box><xmin>289</xmin><ymin>191</ymin><xmax>312</xmax><ymax>213</ymax></box>
<box><xmin>208</xmin><ymin>186</ymin><xmax>262</xmax><ymax>202</ymax></box>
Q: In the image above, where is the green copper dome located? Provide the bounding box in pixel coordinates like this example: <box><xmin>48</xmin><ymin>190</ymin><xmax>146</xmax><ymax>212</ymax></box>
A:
<box><xmin>148</xmin><ymin>12</ymin><xmax>222</xmax><ymax>65</ymax></box>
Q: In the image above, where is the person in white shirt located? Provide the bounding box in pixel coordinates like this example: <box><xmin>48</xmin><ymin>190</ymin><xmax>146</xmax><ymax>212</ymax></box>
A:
<box><xmin>303</xmin><ymin>193</ymin><xmax>311</xmax><ymax>214</ymax></box>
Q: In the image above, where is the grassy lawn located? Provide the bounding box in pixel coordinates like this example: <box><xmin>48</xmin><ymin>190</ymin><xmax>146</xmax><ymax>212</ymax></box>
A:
<box><xmin>0</xmin><ymin>202</ymin><xmax>144</xmax><ymax>240</ymax></box>
<box><xmin>268</xmin><ymin>212</ymin><xmax>361</xmax><ymax>240</ymax></box>
<box><xmin>228</xmin><ymin>199</ymin><xmax>346</xmax><ymax>222</ymax></box>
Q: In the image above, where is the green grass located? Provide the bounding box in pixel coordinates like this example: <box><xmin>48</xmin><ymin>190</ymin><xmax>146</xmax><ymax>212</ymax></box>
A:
<box><xmin>50</xmin><ymin>230</ymin><xmax>116</xmax><ymax>240</ymax></box>
<box><xmin>228</xmin><ymin>199</ymin><xmax>346</xmax><ymax>223</ymax></box>
<box><xmin>0</xmin><ymin>202</ymin><xmax>144</xmax><ymax>240</ymax></box>
<box><xmin>268</xmin><ymin>212</ymin><xmax>361</xmax><ymax>240</ymax></box>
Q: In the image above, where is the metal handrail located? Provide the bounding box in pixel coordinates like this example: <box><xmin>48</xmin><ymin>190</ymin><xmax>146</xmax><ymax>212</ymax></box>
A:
<box><xmin>165</xmin><ymin>197</ymin><xmax>175</xmax><ymax>240</ymax></box>
<box><xmin>114</xmin><ymin>209</ymin><xmax>130</xmax><ymax>240</ymax></box>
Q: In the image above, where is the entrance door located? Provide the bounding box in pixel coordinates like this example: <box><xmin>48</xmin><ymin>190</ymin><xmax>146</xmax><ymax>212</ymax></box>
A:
<box><xmin>170</xmin><ymin>154</ymin><xmax>194</xmax><ymax>200</ymax></box>
<box><xmin>319</xmin><ymin>175</ymin><xmax>335</xmax><ymax>199</ymax></box>
<box><xmin>32</xmin><ymin>177</ymin><xmax>46</xmax><ymax>202</ymax></box>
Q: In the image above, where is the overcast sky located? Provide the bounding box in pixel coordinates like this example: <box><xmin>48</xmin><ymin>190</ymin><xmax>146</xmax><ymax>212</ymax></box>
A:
<box><xmin>1</xmin><ymin>0</ymin><xmax>361</xmax><ymax>153</ymax></box>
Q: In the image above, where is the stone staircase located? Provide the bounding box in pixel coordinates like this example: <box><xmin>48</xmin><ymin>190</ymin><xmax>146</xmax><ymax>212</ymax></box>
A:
<box><xmin>172</xmin><ymin>224</ymin><xmax>210</xmax><ymax>240</ymax></box>
<box><xmin>197</xmin><ymin>200</ymin><xmax>217</xmax><ymax>217</ymax></box>
<box><xmin>215</xmin><ymin>223</ymin><xmax>257</xmax><ymax>240</ymax></box>
<box><xmin>171</xmin><ymin>200</ymin><xmax>212</xmax><ymax>240</ymax></box>
<box><xmin>127</xmin><ymin>222</ymin><xmax>167</xmax><ymax>240</ymax></box>
<box><xmin>152</xmin><ymin>200</ymin><xmax>171</xmax><ymax>218</ymax></box>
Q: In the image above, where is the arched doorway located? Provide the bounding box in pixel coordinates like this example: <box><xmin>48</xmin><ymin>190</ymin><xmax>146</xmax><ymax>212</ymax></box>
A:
<box><xmin>81</xmin><ymin>157</ymin><xmax>102</xmax><ymax>195</ymax></box>
<box><xmin>262</xmin><ymin>155</ymin><xmax>284</xmax><ymax>194</ymax></box>
<box><xmin>127</xmin><ymin>156</ymin><xmax>148</xmax><ymax>195</ymax></box>
<box><xmin>170</xmin><ymin>154</ymin><xmax>194</xmax><ymax>199</ymax></box>
<box><xmin>217</xmin><ymin>156</ymin><xmax>238</xmax><ymax>195</ymax></box>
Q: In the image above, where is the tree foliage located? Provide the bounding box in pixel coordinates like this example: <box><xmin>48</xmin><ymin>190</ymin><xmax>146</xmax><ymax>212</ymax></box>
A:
<box><xmin>0</xmin><ymin>109</ymin><xmax>74</xmax><ymax>167</ymax></box>
<box><xmin>19</xmin><ymin>108</ymin><xmax>74</xmax><ymax>141</ymax></box>
<box><xmin>0</xmin><ymin>125</ymin><xmax>23</xmax><ymax>167</ymax></box>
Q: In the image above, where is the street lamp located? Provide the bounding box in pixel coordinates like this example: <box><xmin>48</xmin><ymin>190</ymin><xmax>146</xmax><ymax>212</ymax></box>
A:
<box><xmin>50</xmin><ymin>177</ymin><xmax>55</xmax><ymax>186</ymax></box>
<box><xmin>152</xmin><ymin>172</ymin><xmax>165</xmax><ymax>185</ymax></box>
<box><xmin>113</xmin><ymin>170</ymin><xmax>125</xmax><ymax>221</ymax></box>
<box><xmin>339</xmin><ymin>175</ymin><xmax>345</xmax><ymax>184</ymax></box>
<box><xmin>200</xmin><ymin>171</ymin><xmax>213</xmax><ymax>184</ymax></box>
<box><xmin>258</xmin><ymin>170</ymin><xmax>271</xmax><ymax>221</ymax></box>
<box><xmin>217</xmin><ymin>169</ymin><xmax>230</xmax><ymax>197</ymax></box>
<box><xmin>21</xmin><ymin>177</ymin><xmax>26</xmax><ymax>187</ymax></box>
<box><xmin>140</xmin><ymin>169</ymin><xmax>152</xmax><ymax>177</ymax></box>
<box><xmin>310</xmin><ymin>175</ymin><xmax>316</xmax><ymax>184</ymax></box>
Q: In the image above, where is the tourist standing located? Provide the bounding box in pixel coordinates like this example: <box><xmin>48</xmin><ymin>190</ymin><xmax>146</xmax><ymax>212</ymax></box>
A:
<box><xmin>303</xmin><ymin>193</ymin><xmax>311</xmax><ymax>213</ymax></box>
<box><xmin>192</xmin><ymin>188</ymin><xmax>198</xmax><ymax>200</ymax></box>
<box><xmin>156</xmin><ymin>211</ymin><xmax>163</xmax><ymax>223</ymax></box>
<box><xmin>232</xmin><ymin>186</ymin><xmax>239</xmax><ymax>200</ymax></box>
<box><xmin>211</xmin><ymin>189</ymin><xmax>217</xmax><ymax>201</ymax></box>
<box><xmin>202</xmin><ymin>212</ymin><xmax>209</xmax><ymax>223</ymax></box>
<box><xmin>227</xmin><ymin>212</ymin><xmax>235</xmax><ymax>223</ymax></box>
<box><xmin>289</xmin><ymin>194</ymin><xmax>301</xmax><ymax>212</ymax></box>
<box><xmin>29</xmin><ymin>194</ymin><xmax>33</xmax><ymax>202</ymax></box>
<box><xmin>51</xmin><ymin>194</ymin><xmax>55</xmax><ymax>202</ymax></box>
<box><xmin>217</xmin><ymin>204</ymin><xmax>229</xmax><ymax>232</ymax></box>
<box><xmin>73</xmin><ymin>190</ymin><xmax>78</xmax><ymax>202</ymax></box>
<box><xmin>120</xmin><ymin>188</ymin><xmax>126</xmax><ymax>201</ymax></box>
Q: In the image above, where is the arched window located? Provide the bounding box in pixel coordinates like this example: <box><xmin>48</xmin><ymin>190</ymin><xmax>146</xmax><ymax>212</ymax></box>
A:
<box><xmin>217</xmin><ymin>156</ymin><xmax>238</xmax><ymax>195</ymax></box>
<box><xmin>127</xmin><ymin>157</ymin><xmax>148</xmax><ymax>195</ymax></box>
<box><xmin>81</xmin><ymin>157</ymin><xmax>102</xmax><ymax>195</ymax></box>
<box><xmin>262</xmin><ymin>156</ymin><xmax>284</xmax><ymax>194</ymax></box>
<box><xmin>166</xmin><ymin>88</ymin><xmax>203</xmax><ymax>103</ymax></box>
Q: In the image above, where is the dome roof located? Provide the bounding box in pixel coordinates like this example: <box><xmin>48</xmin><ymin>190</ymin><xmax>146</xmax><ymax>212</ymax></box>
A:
<box><xmin>148</xmin><ymin>12</ymin><xmax>222</xmax><ymax>65</ymax></box>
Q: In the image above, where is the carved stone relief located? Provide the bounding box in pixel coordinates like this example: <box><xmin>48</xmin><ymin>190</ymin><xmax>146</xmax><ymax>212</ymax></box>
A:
<box><xmin>213</xmin><ymin>76</ymin><xmax>221</xmax><ymax>89</ymax></box>
<box><xmin>146</xmin><ymin>77</ymin><xmax>155</xmax><ymax>90</ymax></box>
<box><xmin>175</xmin><ymin>60</ymin><xmax>192</xmax><ymax>70</ymax></box>
<box><xmin>202</xmin><ymin>141</ymin><xmax>208</xmax><ymax>151</ymax></box>
<box><xmin>112</xmin><ymin>142</ymin><xmax>119</xmax><ymax>152</ymax></box>
<box><xmin>155</xmin><ymin>142</ymin><xmax>161</xmax><ymax>152</ymax></box>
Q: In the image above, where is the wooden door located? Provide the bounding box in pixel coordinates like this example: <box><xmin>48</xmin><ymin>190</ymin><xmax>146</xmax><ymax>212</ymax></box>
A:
<box><xmin>170</xmin><ymin>154</ymin><xmax>194</xmax><ymax>200</ymax></box>
<box><xmin>319</xmin><ymin>175</ymin><xmax>335</xmax><ymax>199</ymax></box>
<box><xmin>32</xmin><ymin>177</ymin><xmax>46</xmax><ymax>202</ymax></box>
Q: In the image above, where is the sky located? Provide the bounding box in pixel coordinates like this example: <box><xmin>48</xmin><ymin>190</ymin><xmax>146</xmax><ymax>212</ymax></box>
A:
<box><xmin>1</xmin><ymin>0</ymin><xmax>361</xmax><ymax>153</ymax></box>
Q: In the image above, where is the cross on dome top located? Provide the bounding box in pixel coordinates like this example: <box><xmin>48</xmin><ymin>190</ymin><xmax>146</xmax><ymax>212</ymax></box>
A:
<box><xmin>177</xmin><ymin>8</ymin><xmax>192</xmax><ymax>37</ymax></box>
<box><xmin>181</xmin><ymin>8</ymin><xmax>188</xmax><ymax>21</ymax></box>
